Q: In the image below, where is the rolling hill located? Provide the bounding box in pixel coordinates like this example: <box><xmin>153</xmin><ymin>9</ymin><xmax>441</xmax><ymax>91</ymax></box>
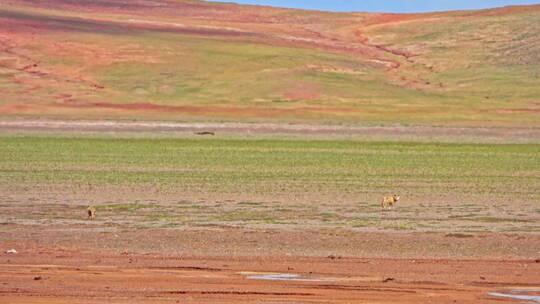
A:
<box><xmin>0</xmin><ymin>0</ymin><xmax>539</xmax><ymax>126</ymax></box>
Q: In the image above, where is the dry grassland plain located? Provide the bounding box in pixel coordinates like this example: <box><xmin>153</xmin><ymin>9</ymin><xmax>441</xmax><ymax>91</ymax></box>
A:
<box><xmin>1</xmin><ymin>0</ymin><xmax>540</xmax><ymax>303</ymax></box>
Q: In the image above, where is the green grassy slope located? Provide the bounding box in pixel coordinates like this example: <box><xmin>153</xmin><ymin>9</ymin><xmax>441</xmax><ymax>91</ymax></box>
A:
<box><xmin>0</xmin><ymin>1</ymin><xmax>539</xmax><ymax>126</ymax></box>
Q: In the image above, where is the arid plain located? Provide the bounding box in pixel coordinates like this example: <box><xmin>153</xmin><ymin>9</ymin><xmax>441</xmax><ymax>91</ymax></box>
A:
<box><xmin>1</xmin><ymin>0</ymin><xmax>540</xmax><ymax>303</ymax></box>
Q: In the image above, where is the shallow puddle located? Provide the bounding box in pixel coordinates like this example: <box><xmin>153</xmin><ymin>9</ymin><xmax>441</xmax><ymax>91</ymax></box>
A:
<box><xmin>488</xmin><ymin>290</ymin><xmax>540</xmax><ymax>303</ymax></box>
<box><xmin>240</xmin><ymin>272</ymin><xmax>326</xmax><ymax>282</ymax></box>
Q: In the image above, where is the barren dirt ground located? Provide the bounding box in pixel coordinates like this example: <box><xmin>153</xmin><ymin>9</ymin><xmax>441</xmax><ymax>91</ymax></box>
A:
<box><xmin>1</xmin><ymin>119</ymin><xmax>540</xmax><ymax>142</ymax></box>
<box><xmin>1</xmin><ymin>249</ymin><xmax>540</xmax><ymax>304</ymax></box>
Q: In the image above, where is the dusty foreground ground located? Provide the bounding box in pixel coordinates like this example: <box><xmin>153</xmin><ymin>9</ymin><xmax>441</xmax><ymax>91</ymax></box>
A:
<box><xmin>1</xmin><ymin>228</ymin><xmax>540</xmax><ymax>303</ymax></box>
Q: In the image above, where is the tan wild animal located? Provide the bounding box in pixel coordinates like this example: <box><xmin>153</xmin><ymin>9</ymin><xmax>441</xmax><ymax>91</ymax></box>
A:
<box><xmin>381</xmin><ymin>195</ymin><xmax>400</xmax><ymax>210</ymax></box>
<box><xmin>87</xmin><ymin>206</ymin><xmax>96</xmax><ymax>220</ymax></box>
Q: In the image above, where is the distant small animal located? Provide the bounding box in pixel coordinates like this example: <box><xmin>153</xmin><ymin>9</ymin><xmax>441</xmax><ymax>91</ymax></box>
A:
<box><xmin>87</xmin><ymin>206</ymin><xmax>96</xmax><ymax>220</ymax></box>
<box><xmin>195</xmin><ymin>131</ymin><xmax>215</xmax><ymax>136</ymax></box>
<box><xmin>381</xmin><ymin>195</ymin><xmax>400</xmax><ymax>210</ymax></box>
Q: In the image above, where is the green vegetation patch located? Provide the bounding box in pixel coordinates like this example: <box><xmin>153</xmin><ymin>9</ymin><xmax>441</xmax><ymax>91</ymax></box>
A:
<box><xmin>1</xmin><ymin>136</ymin><xmax>539</xmax><ymax>198</ymax></box>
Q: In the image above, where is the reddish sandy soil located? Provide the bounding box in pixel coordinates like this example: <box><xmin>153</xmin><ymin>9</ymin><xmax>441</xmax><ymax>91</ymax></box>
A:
<box><xmin>1</xmin><ymin>233</ymin><xmax>540</xmax><ymax>303</ymax></box>
<box><xmin>1</xmin><ymin>195</ymin><xmax>539</xmax><ymax>303</ymax></box>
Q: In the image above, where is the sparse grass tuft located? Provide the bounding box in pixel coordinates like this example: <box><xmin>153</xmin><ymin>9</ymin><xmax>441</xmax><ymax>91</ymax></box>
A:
<box><xmin>474</xmin><ymin>216</ymin><xmax>531</xmax><ymax>223</ymax></box>
<box><xmin>98</xmin><ymin>203</ymin><xmax>156</xmax><ymax>212</ymax></box>
<box><xmin>383</xmin><ymin>222</ymin><xmax>416</xmax><ymax>231</ymax></box>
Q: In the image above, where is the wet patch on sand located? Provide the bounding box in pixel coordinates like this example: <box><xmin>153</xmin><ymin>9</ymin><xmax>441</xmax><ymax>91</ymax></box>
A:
<box><xmin>489</xmin><ymin>289</ymin><xmax>540</xmax><ymax>303</ymax></box>
<box><xmin>241</xmin><ymin>272</ymin><xmax>329</xmax><ymax>282</ymax></box>
<box><xmin>239</xmin><ymin>271</ymin><xmax>383</xmax><ymax>283</ymax></box>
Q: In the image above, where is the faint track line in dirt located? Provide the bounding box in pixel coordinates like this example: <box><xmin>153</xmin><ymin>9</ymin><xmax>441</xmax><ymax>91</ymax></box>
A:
<box><xmin>352</xmin><ymin>14</ymin><xmax>421</xmax><ymax>72</ymax></box>
<box><xmin>352</xmin><ymin>14</ymin><xmax>443</xmax><ymax>90</ymax></box>
<box><xmin>0</xmin><ymin>120</ymin><xmax>539</xmax><ymax>142</ymax></box>
<box><xmin>309</xmin><ymin>284</ymin><xmax>417</xmax><ymax>293</ymax></box>
<box><xmin>164</xmin><ymin>290</ymin><xmax>315</xmax><ymax>296</ymax></box>
<box><xmin>148</xmin><ymin>266</ymin><xmax>224</xmax><ymax>272</ymax></box>
<box><xmin>0</xmin><ymin>38</ymin><xmax>105</xmax><ymax>94</ymax></box>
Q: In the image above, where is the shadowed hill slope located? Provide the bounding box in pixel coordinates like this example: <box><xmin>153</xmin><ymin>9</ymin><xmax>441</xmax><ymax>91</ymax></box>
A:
<box><xmin>0</xmin><ymin>0</ymin><xmax>539</xmax><ymax>126</ymax></box>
